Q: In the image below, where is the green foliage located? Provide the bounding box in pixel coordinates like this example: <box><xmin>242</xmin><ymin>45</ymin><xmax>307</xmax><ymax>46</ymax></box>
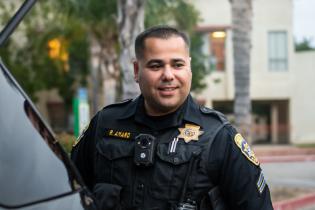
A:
<box><xmin>295</xmin><ymin>38</ymin><xmax>315</xmax><ymax>52</ymax></box>
<box><xmin>145</xmin><ymin>0</ymin><xmax>178</xmax><ymax>27</ymax></box>
<box><xmin>145</xmin><ymin>0</ymin><xmax>209</xmax><ymax>92</ymax></box>
<box><xmin>59</xmin><ymin>0</ymin><xmax>117</xmax><ymax>40</ymax></box>
<box><xmin>296</xmin><ymin>143</ymin><xmax>315</xmax><ymax>148</ymax></box>
<box><xmin>56</xmin><ymin>132</ymin><xmax>76</xmax><ymax>154</ymax></box>
<box><xmin>190</xmin><ymin>33</ymin><xmax>210</xmax><ymax>93</ymax></box>
<box><xmin>0</xmin><ymin>1</ymin><xmax>89</xmax><ymax>107</ymax></box>
<box><xmin>0</xmin><ymin>0</ymin><xmax>209</xmax><ymax>106</ymax></box>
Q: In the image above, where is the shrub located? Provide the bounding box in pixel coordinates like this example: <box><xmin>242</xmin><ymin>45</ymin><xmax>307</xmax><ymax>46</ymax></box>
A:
<box><xmin>56</xmin><ymin>132</ymin><xmax>76</xmax><ymax>154</ymax></box>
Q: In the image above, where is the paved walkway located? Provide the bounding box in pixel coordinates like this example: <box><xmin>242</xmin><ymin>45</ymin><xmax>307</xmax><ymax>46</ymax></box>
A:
<box><xmin>253</xmin><ymin>145</ymin><xmax>315</xmax><ymax>210</ymax></box>
<box><xmin>273</xmin><ymin>193</ymin><xmax>315</xmax><ymax>210</ymax></box>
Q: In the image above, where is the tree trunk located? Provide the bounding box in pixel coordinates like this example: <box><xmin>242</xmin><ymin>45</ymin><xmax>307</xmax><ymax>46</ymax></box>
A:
<box><xmin>117</xmin><ymin>0</ymin><xmax>145</xmax><ymax>100</ymax></box>
<box><xmin>230</xmin><ymin>0</ymin><xmax>253</xmax><ymax>142</ymax></box>
<box><xmin>90</xmin><ymin>35</ymin><xmax>101</xmax><ymax>115</ymax></box>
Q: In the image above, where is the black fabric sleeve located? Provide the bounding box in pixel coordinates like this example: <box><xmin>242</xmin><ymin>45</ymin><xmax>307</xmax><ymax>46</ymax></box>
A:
<box><xmin>209</xmin><ymin>124</ymin><xmax>274</xmax><ymax>210</ymax></box>
<box><xmin>71</xmin><ymin>114</ymin><xmax>99</xmax><ymax>191</ymax></box>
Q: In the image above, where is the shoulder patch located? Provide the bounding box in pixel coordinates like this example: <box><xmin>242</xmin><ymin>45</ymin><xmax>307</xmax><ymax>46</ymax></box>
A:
<box><xmin>102</xmin><ymin>98</ymin><xmax>133</xmax><ymax>110</ymax></box>
<box><xmin>234</xmin><ymin>133</ymin><xmax>259</xmax><ymax>166</ymax></box>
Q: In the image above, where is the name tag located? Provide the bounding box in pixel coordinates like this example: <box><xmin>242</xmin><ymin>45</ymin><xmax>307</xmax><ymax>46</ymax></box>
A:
<box><xmin>104</xmin><ymin>128</ymin><xmax>137</xmax><ymax>140</ymax></box>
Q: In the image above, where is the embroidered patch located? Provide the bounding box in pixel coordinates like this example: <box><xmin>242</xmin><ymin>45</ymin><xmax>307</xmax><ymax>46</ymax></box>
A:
<box><xmin>234</xmin><ymin>133</ymin><xmax>259</xmax><ymax>166</ymax></box>
<box><xmin>106</xmin><ymin>129</ymin><xmax>131</xmax><ymax>139</ymax></box>
<box><xmin>257</xmin><ymin>171</ymin><xmax>266</xmax><ymax>194</ymax></box>
<box><xmin>178</xmin><ymin>124</ymin><xmax>204</xmax><ymax>143</ymax></box>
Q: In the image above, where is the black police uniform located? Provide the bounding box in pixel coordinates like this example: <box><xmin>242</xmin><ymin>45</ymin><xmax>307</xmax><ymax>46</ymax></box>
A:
<box><xmin>71</xmin><ymin>95</ymin><xmax>273</xmax><ymax>210</ymax></box>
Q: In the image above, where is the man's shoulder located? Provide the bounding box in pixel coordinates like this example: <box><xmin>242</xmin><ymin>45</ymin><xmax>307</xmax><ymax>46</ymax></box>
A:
<box><xmin>103</xmin><ymin>98</ymin><xmax>133</xmax><ymax>110</ymax></box>
<box><xmin>98</xmin><ymin>98</ymin><xmax>134</xmax><ymax>117</ymax></box>
<box><xmin>198</xmin><ymin>106</ymin><xmax>229</xmax><ymax>125</ymax></box>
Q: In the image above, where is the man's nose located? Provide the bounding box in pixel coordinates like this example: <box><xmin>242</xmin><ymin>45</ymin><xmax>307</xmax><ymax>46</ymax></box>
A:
<box><xmin>161</xmin><ymin>65</ymin><xmax>174</xmax><ymax>81</ymax></box>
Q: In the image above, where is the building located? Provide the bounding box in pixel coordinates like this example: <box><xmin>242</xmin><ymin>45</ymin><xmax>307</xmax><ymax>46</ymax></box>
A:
<box><xmin>193</xmin><ymin>0</ymin><xmax>315</xmax><ymax>144</ymax></box>
<box><xmin>3</xmin><ymin>1</ymin><xmax>314</xmax><ymax>143</ymax></box>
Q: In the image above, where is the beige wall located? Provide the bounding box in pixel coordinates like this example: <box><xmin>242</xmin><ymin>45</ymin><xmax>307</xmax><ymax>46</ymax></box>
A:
<box><xmin>193</xmin><ymin>0</ymin><xmax>231</xmax><ymax>26</ymax></box>
<box><xmin>194</xmin><ymin>0</ymin><xmax>315</xmax><ymax>143</ymax></box>
<box><xmin>196</xmin><ymin>0</ymin><xmax>295</xmax><ymax>101</ymax></box>
<box><xmin>251</xmin><ymin>0</ymin><xmax>295</xmax><ymax>100</ymax></box>
<box><xmin>291</xmin><ymin>52</ymin><xmax>315</xmax><ymax>144</ymax></box>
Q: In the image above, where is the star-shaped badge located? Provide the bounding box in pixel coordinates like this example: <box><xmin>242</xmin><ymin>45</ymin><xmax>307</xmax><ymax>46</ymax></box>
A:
<box><xmin>178</xmin><ymin>124</ymin><xmax>204</xmax><ymax>143</ymax></box>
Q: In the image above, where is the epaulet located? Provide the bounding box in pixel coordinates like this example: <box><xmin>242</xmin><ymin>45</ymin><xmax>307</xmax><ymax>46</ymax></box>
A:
<box><xmin>102</xmin><ymin>98</ymin><xmax>133</xmax><ymax>110</ymax></box>
<box><xmin>199</xmin><ymin>106</ymin><xmax>229</xmax><ymax>124</ymax></box>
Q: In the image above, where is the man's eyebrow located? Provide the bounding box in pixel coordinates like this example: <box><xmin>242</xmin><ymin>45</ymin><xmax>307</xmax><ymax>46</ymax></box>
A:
<box><xmin>146</xmin><ymin>59</ymin><xmax>163</xmax><ymax>65</ymax></box>
<box><xmin>172</xmin><ymin>58</ymin><xmax>186</xmax><ymax>63</ymax></box>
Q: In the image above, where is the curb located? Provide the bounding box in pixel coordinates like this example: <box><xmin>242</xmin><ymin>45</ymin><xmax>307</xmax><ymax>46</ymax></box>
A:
<box><xmin>259</xmin><ymin>155</ymin><xmax>315</xmax><ymax>163</ymax></box>
<box><xmin>273</xmin><ymin>192</ymin><xmax>315</xmax><ymax>210</ymax></box>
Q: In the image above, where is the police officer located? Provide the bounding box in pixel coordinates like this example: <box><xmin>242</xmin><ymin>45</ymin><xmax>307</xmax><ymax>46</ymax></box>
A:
<box><xmin>71</xmin><ymin>25</ymin><xmax>273</xmax><ymax>210</ymax></box>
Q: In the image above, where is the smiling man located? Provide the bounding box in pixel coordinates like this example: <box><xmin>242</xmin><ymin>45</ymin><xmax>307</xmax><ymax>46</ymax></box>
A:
<box><xmin>71</xmin><ymin>26</ymin><xmax>273</xmax><ymax>210</ymax></box>
<box><xmin>134</xmin><ymin>34</ymin><xmax>192</xmax><ymax>116</ymax></box>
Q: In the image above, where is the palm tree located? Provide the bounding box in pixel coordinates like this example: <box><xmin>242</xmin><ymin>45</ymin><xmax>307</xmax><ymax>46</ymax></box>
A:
<box><xmin>117</xmin><ymin>0</ymin><xmax>145</xmax><ymax>99</ymax></box>
<box><xmin>230</xmin><ymin>0</ymin><xmax>253</xmax><ymax>142</ymax></box>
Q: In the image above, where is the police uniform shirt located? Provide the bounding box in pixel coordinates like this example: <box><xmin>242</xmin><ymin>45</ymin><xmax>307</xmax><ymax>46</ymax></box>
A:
<box><xmin>71</xmin><ymin>95</ymin><xmax>273</xmax><ymax>210</ymax></box>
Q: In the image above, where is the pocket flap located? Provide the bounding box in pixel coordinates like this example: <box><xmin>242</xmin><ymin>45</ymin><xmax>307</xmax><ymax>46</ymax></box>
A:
<box><xmin>157</xmin><ymin>142</ymin><xmax>202</xmax><ymax>165</ymax></box>
<box><xmin>96</xmin><ymin>139</ymin><xmax>134</xmax><ymax>160</ymax></box>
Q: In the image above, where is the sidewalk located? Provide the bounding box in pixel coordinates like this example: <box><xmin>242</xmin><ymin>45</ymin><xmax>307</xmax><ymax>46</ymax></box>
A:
<box><xmin>273</xmin><ymin>192</ymin><xmax>315</xmax><ymax>210</ymax></box>
<box><xmin>253</xmin><ymin>144</ymin><xmax>315</xmax><ymax>210</ymax></box>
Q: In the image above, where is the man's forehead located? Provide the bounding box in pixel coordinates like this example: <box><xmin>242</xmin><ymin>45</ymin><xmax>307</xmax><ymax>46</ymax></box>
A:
<box><xmin>145</xmin><ymin>58</ymin><xmax>186</xmax><ymax>65</ymax></box>
<box><xmin>143</xmin><ymin>36</ymin><xmax>188</xmax><ymax>49</ymax></box>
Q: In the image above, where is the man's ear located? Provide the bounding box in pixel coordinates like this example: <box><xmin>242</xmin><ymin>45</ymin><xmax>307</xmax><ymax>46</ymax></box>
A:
<box><xmin>133</xmin><ymin>61</ymin><xmax>139</xmax><ymax>83</ymax></box>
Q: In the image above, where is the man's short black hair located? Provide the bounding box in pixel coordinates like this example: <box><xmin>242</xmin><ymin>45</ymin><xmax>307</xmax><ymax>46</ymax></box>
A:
<box><xmin>135</xmin><ymin>25</ymin><xmax>190</xmax><ymax>59</ymax></box>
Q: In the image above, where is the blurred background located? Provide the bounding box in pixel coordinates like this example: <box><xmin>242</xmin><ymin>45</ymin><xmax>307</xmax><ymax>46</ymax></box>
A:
<box><xmin>1</xmin><ymin>0</ymin><xmax>315</xmax><ymax>208</ymax></box>
<box><xmin>0</xmin><ymin>0</ymin><xmax>314</xmax><ymax>147</ymax></box>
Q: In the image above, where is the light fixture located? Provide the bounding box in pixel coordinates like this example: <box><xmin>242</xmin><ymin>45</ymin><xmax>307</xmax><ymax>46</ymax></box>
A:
<box><xmin>212</xmin><ymin>31</ymin><xmax>226</xmax><ymax>38</ymax></box>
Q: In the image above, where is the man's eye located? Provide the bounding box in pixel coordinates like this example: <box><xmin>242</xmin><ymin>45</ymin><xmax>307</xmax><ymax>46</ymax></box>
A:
<box><xmin>174</xmin><ymin>63</ymin><xmax>184</xmax><ymax>69</ymax></box>
<box><xmin>149</xmin><ymin>64</ymin><xmax>161</xmax><ymax>70</ymax></box>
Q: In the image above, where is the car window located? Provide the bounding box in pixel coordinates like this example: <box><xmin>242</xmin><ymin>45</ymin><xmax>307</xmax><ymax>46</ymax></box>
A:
<box><xmin>0</xmin><ymin>63</ymin><xmax>81</xmax><ymax>207</ymax></box>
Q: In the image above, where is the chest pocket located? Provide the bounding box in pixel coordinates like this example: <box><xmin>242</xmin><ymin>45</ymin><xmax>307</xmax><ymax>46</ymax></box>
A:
<box><xmin>149</xmin><ymin>141</ymin><xmax>202</xmax><ymax>200</ymax></box>
<box><xmin>95</xmin><ymin>138</ymin><xmax>134</xmax><ymax>186</ymax></box>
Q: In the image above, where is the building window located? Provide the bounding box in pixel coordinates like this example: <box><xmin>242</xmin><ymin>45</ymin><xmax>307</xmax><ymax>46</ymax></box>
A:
<box><xmin>209</xmin><ymin>31</ymin><xmax>226</xmax><ymax>71</ymax></box>
<box><xmin>268</xmin><ymin>31</ymin><xmax>288</xmax><ymax>71</ymax></box>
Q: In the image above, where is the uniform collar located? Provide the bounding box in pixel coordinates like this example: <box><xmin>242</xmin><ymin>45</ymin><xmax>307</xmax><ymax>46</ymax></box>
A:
<box><xmin>134</xmin><ymin>95</ymin><xmax>185</xmax><ymax>130</ymax></box>
<box><xmin>117</xmin><ymin>96</ymin><xmax>139</xmax><ymax>120</ymax></box>
<box><xmin>182</xmin><ymin>95</ymin><xmax>202</xmax><ymax>126</ymax></box>
<box><xmin>117</xmin><ymin>94</ymin><xmax>202</xmax><ymax>129</ymax></box>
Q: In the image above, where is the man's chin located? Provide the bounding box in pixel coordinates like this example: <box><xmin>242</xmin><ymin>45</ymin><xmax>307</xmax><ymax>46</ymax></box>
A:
<box><xmin>145</xmin><ymin>97</ymin><xmax>185</xmax><ymax>116</ymax></box>
<box><xmin>156</xmin><ymin>101</ymin><xmax>182</xmax><ymax>113</ymax></box>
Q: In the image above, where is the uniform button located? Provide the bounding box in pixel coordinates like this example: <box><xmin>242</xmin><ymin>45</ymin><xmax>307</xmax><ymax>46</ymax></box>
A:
<box><xmin>192</xmin><ymin>151</ymin><xmax>199</xmax><ymax>156</ymax></box>
<box><xmin>137</xmin><ymin>184</ymin><xmax>144</xmax><ymax>190</ymax></box>
<box><xmin>174</xmin><ymin>157</ymin><xmax>179</xmax><ymax>164</ymax></box>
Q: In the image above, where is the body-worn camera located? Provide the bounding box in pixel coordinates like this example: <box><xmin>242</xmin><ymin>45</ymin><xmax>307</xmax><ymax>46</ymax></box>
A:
<box><xmin>134</xmin><ymin>134</ymin><xmax>156</xmax><ymax>166</ymax></box>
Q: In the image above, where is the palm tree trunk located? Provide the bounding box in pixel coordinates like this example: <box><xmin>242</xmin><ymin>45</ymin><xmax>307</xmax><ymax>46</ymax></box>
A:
<box><xmin>117</xmin><ymin>0</ymin><xmax>146</xmax><ymax>100</ymax></box>
<box><xmin>230</xmin><ymin>0</ymin><xmax>253</xmax><ymax>142</ymax></box>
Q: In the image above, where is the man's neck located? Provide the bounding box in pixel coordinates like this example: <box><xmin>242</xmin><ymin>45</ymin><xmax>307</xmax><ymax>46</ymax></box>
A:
<box><xmin>144</xmin><ymin>102</ymin><xmax>181</xmax><ymax>117</ymax></box>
